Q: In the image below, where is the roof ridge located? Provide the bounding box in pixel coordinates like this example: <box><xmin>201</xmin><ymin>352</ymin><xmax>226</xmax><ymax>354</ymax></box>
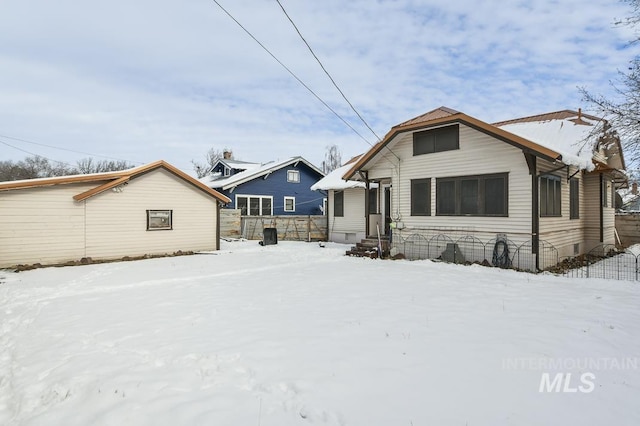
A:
<box><xmin>396</xmin><ymin>106</ymin><xmax>461</xmax><ymax>127</ymax></box>
<box><xmin>493</xmin><ymin>109</ymin><xmax>602</xmax><ymax>126</ymax></box>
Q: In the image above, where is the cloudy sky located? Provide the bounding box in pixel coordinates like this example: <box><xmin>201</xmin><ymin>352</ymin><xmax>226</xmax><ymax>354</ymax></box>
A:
<box><xmin>0</xmin><ymin>0</ymin><xmax>637</xmax><ymax>173</ymax></box>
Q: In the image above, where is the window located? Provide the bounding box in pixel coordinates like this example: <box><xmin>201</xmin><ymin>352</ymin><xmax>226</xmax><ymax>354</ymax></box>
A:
<box><xmin>287</xmin><ymin>170</ymin><xmax>300</xmax><ymax>183</ymax></box>
<box><xmin>540</xmin><ymin>175</ymin><xmax>561</xmax><ymax>217</ymax></box>
<box><xmin>334</xmin><ymin>191</ymin><xmax>344</xmax><ymax>217</ymax></box>
<box><xmin>224</xmin><ymin>167</ymin><xmax>230</xmax><ymax>176</ymax></box>
<box><xmin>284</xmin><ymin>196</ymin><xmax>295</xmax><ymax>212</ymax></box>
<box><xmin>413</xmin><ymin>125</ymin><xmax>459</xmax><ymax>156</ymax></box>
<box><xmin>147</xmin><ymin>210</ymin><xmax>172</xmax><ymax>230</ymax></box>
<box><xmin>236</xmin><ymin>195</ymin><xmax>273</xmax><ymax>216</ymax></box>
<box><xmin>436</xmin><ymin>173</ymin><xmax>508</xmax><ymax>216</ymax></box>
<box><xmin>602</xmin><ymin>178</ymin><xmax>608</xmax><ymax>207</ymax></box>
<box><xmin>368</xmin><ymin>188</ymin><xmax>378</xmax><ymax>214</ymax></box>
<box><xmin>411</xmin><ymin>178</ymin><xmax>431</xmax><ymax>216</ymax></box>
<box><xmin>570</xmin><ymin>178</ymin><xmax>579</xmax><ymax>219</ymax></box>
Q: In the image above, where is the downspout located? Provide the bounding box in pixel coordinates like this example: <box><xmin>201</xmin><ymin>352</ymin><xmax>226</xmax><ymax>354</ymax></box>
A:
<box><xmin>599</xmin><ymin>173</ymin><xmax>604</xmax><ymax>243</ymax></box>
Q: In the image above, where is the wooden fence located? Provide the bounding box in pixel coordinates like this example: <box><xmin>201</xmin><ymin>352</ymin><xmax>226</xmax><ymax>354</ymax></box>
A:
<box><xmin>220</xmin><ymin>209</ymin><xmax>327</xmax><ymax>241</ymax></box>
<box><xmin>616</xmin><ymin>212</ymin><xmax>640</xmax><ymax>247</ymax></box>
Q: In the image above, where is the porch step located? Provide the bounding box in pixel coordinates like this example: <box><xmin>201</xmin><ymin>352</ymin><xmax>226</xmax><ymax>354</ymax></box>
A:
<box><xmin>346</xmin><ymin>237</ymin><xmax>391</xmax><ymax>259</ymax></box>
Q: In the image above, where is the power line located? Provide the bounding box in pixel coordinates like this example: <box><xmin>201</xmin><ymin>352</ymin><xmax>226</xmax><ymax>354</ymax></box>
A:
<box><xmin>274</xmin><ymin>0</ymin><xmax>382</xmax><ymax>142</ymax></box>
<box><xmin>0</xmin><ymin>133</ymin><xmax>144</xmax><ymax>164</ymax></box>
<box><xmin>209</xmin><ymin>0</ymin><xmax>374</xmax><ymax>147</ymax></box>
<box><xmin>0</xmin><ymin>139</ymin><xmax>76</xmax><ymax>168</ymax></box>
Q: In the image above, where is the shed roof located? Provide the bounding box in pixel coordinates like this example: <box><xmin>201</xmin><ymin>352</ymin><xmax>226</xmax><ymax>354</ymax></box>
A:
<box><xmin>0</xmin><ymin>160</ymin><xmax>231</xmax><ymax>203</ymax></box>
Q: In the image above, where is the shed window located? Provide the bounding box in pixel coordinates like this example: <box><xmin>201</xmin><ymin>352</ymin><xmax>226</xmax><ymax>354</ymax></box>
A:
<box><xmin>411</xmin><ymin>178</ymin><xmax>431</xmax><ymax>216</ymax></box>
<box><xmin>540</xmin><ymin>176</ymin><xmax>561</xmax><ymax>217</ymax></box>
<box><xmin>334</xmin><ymin>191</ymin><xmax>344</xmax><ymax>217</ymax></box>
<box><xmin>436</xmin><ymin>173</ymin><xmax>508</xmax><ymax>216</ymax></box>
<box><xmin>284</xmin><ymin>196</ymin><xmax>295</xmax><ymax>212</ymax></box>
<box><xmin>287</xmin><ymin>170</ymin><xmax>300</xmax><ymax>183</ymax></box>
<box><xmin>570</xmin><ymin>178</ymin><xmax>579</xmax><ymax>219</ymax></box>
<box><xmin>147</xmin><ymin>210</ymin><xmax>172</xmax><ymax>230</ymax></box>
<box><xmin>413</xmin><ymin>125</ymin><xmax>459</xmax><ymax>156</ymax></box>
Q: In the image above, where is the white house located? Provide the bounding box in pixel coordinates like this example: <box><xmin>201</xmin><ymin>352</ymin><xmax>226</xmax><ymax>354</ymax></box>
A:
<box><xmin>0</xmin><ymin>160</ymin><xmax>230</xmax><ymax>268</ymax></box>
<box><xmin>311</xmin><ymin>156</ymin><xmax>380</xmax><ymax>243</ymax></box>
<box><xmin>342</xmin><ymin>107</ymin><xmax>627</xmax><ymax>269</ymax></box>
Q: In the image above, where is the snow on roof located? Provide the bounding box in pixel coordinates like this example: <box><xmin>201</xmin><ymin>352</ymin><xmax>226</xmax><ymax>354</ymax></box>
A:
<box><xmin>496</xmin><ymin>113</ymin><xmax>599</xmax><ymax>170</ymax></box>
<box><xmin>311</xmin><ymin>160</ymin><xmax>378</xmax><ymax>191</ymax></box>
<box><xmin>202</xmin><ymin>157</ymin><xmax>323</xmax><ymax>189</ymax></box>
<box><xmin>220</xmin><ymin>159</ymin><xmax>261</xmax><ymax>170</ymax></box>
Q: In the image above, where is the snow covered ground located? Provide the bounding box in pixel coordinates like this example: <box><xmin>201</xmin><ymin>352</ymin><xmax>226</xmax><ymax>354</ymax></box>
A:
<box><xmin>1</xmin><ymin>241</ymin><xmax>639</xmax><ymax>425</ymax></box>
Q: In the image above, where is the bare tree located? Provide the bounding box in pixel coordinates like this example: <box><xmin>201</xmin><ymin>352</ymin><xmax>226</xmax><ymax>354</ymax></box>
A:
<box><xmin>581</xmin><ymin>0</ymin><xmax>640</xmax><ymax>165</ymax></box>
<box><xmin>322</xmin><ymin>144</ymin><xmax>342</xmax><ymax>174</ymax></box>
<box><xmin>192</xmin><ymin>148</ymin><xmax>228</xmax><ymax>178</ymax></box>
<box><xmin>0</xmin><ymin>155</ymin><xmax>135</xmax><ymax>182</ymax></box>
<box><xmin>76</xmin><ymin>158</ymin><xmax>134</xmax><ymax>174</ymax></box>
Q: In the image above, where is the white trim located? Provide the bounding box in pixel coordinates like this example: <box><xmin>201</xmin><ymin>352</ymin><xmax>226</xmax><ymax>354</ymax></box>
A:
<box><xmin>287</xmin><ymin>169</ymin><xmax>300</xmax><ymax>183</ymax></box>
<box><xmin>284</xmin><ymin>196</ymin><xmax>296</xmax><ymax>212</ymax></box>
<box><xmin>235</xmin><ymin>194</ymin><xmax>274</xmax><ymax>216</ymax></box>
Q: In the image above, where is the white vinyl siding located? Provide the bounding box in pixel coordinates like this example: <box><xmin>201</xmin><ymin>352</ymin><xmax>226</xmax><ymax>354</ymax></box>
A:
<box><xmin>366</xmin><ymin>123</ymin><xmax>532</xmax><ymax>243</ymax></box>
<box><xmin>84</xmin><ymin>168</ymin><xmax>217</xmax><ymax>259</ymax></box>
<box><xmin>0</xmin><ymin>168</ymin><xmax>220</xmax><ymax>267</ymax></box>
<box><xmin>328</xmin><ymin>188</ymin><xmax>366</xmax><ymax>243</ymax></box>
<box><xmin>0</xmin><ymin>182</ymin><xmax>95</xmax><ymax>266</ymax></box>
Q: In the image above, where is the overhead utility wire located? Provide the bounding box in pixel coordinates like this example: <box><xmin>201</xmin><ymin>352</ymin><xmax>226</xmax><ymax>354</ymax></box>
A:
<box><xmin>0</xmin><ymin>139</ymin><xmax>77</xmax><ymax>168</ymax></box>
<box><xmin>0</xmin><ymin>133</ymin><xmax>144</xmax><ymax>165</ymax></box>
<box><xmin>274</xmin><ymin>0</ymin><xmax>400</xmax><ymax>161</ymax></box>
<box><xmin>210</xmin><ymin>0</ymin><xmax>373</xmax><ymax>146</ymax></box>
<box><xmin>274</xmin><ymin>0</ymin><xmax>381</xmax><ymax>142</ymax></box>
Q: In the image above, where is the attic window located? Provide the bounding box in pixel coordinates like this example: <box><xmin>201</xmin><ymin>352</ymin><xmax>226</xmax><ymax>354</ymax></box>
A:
<box><xmin>224</xmin><ymin>167</ymin><xmax>230</xmax><ymax>176</ymax></box>
<box><xmin>287</xmin><ymin>170</ymin><xmax>300</xmax><ymax>183</ymax></box>
<box><xmin>413</xmin><ymin>125</ymin><xmax>459</xmax><ymax>156</ymax></box>
<box><xmin>147</xmin><ymin>210</ymin><xmax>172</xmax><ymax>230</ymax></box>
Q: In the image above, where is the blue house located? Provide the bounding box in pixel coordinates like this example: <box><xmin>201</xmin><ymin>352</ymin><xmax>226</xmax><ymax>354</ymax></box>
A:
<box><xmin>202</xmin><ymin>156</ymin><xmax>326</xmax><ymax>216</ymax></box>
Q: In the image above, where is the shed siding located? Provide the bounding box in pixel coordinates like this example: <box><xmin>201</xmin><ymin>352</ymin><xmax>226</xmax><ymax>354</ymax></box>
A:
<box><xmin>85</xmin><ymin>168</ymin><xmax>218</xmax><ymax>259</ymax></box>
<box><xmin>0</xmin><ymin>182</ymin><xmax>97</xmax><ymax>266</ymax></box>
<box><xmin>328</xmin><ymin>188</ymin><xmax>366</xmax><ymax>243</ymax></box>
<box><xmin>366</xmin><ymin>124</ymin><xmax>532</xmax><ymax>243</ymax></box>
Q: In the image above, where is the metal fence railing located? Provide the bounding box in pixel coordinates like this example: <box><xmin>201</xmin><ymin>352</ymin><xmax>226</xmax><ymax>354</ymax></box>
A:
<box><xmin>392</xmin><ymin>232</ymin><xmax>558</xmax><ymax>272</ymax></box>
<box><xmin>391</xmin><ymin>233</ymin><xmax>639</xmax><ymax>281</ymax></box>
<box><xmin>550</xmin><ymin>244</ymin><xmax>640</xmax><ymax>281</ymax></box>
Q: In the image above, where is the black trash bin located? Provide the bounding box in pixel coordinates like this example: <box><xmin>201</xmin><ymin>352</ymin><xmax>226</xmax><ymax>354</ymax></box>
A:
<box><xmin>261</xmin><ymin>228</ymin><xmax>278</xmax><ymax>246</ymax></box>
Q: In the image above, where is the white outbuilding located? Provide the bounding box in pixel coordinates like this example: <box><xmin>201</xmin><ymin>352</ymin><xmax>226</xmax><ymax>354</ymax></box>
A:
<box><xmin>0</xmin><ymin>160</ymin><xmax>230</xmax><ymax>268</ymax></box>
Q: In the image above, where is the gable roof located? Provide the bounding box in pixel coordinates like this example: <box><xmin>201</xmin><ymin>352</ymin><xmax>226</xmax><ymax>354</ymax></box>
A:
<box><xmin>493</xmin><ymin>109</ymin><xmax>618</xmax><ymax>170</ymax></box>
<box><xmin>202</xmin><ymin>156</ymin><xmax>324</xmax><ymax>190</ymax></box>
<box><xmin>211</xmin><ymin>158</ymin><xmax>261</xmax><ymax>172</ymax></box>
<box><xmin>0</xmin><ymin>160</ymin><xmax>231</xmax><ymax>203</ymax></box>
<box><xmin>342</xmin><ymin>106</ymin><xmax>625</xmax><ymax>181</ymax></box>
<box><xmin>343</xmin><ymin>106</ymin><xmax>565</xmax><ymax>180</ymax></box>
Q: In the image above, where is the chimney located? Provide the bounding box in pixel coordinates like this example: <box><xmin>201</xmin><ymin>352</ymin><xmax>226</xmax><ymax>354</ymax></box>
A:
<box><xmin>223</xmin><ymin>150</ymin><xmax>232</xmax><ymax>160</ymax></box>
<box><xmin>632</xmin><ymin>181</ymin><xmax>638</xmax><ymax>195</ymax></box>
